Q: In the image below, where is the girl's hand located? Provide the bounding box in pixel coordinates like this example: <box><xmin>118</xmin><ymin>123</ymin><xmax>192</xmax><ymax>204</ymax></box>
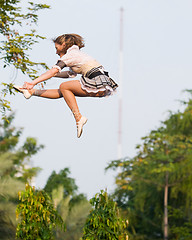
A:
<box><xmin>23</xmin><ymin>82</ymin><xmax>35</xmax><ymax>90</ymax></box>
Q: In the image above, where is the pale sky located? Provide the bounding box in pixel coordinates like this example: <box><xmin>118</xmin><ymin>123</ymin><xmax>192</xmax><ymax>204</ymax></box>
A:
<box><xmin>2</xmin><ymin>0</ymin><xmax>192</xmax><ymax>198</ymax></box>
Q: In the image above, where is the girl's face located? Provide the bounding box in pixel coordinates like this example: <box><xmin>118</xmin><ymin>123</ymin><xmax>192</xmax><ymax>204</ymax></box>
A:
<box><xmin>55</xmin><ymin>43</ymin><xmax>65</xmax><ymax>57</ymax></box>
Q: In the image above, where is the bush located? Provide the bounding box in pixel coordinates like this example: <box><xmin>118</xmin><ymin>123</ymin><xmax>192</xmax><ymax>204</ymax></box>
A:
<box><xmin>16</xmin><ymin>184</ymin><xmax>65</xmax><ymax>240</ymax></box>
<box><xmin>81</xmin><ymin>190</ymin><xmax>128</xmax><ymax>240</ymax></box>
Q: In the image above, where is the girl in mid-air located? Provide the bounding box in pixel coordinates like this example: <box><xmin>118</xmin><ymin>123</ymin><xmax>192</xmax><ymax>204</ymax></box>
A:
<box><xmin>14</xmin><ymin>34</ymin><xmax>118</xmax><ymax>138</ymax></box>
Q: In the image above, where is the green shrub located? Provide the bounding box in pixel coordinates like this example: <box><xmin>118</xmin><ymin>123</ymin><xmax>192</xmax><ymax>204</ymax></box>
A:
<box><xmin>81</xmin><ymin>190</ymin><xmax>128</xmax><ymax>240</ymax></box>
<box><xmin>16</xmin><ymin>184</ymin><xmax>65</xmax><ymax>240</ymax></box>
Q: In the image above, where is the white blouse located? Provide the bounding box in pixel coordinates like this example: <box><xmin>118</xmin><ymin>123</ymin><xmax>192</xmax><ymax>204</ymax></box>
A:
<box><xmin>52</xmin><ymin>45</ymin><xmax>101</xmax><ymax>76</ymax></box>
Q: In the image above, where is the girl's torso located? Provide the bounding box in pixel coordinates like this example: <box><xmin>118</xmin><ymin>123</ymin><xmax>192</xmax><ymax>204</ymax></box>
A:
<box><xmin>60</xmin><ymin>45</ymin><xmax>101</xmax><ymax>75</ymax></box>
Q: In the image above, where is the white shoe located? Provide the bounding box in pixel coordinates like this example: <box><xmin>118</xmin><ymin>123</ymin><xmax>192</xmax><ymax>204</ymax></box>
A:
<box><xmin>77</xmin><ymin>116</ymin><xmax>88</xmax><ymax>138</ymax></box>
<box><xmin>13</xmin><ymin>85</ymin><xmax>32</xmax><ymax>99</ymax></box>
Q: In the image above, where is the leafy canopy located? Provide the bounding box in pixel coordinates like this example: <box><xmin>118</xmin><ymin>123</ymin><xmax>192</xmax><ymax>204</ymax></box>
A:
<box><xmin>81</xmin><ymin>190</ymin><xmax>128</xmax><ymax>240</ymax></box>
<box><xmin>16</xmin><ymin>184</ymin><xmax>65</xmax><ymax>240</ymax></box>
<box><xmin>0</xmin><ymin>0</ymin><xmax>50</xmax><ymax>118</ymax></box>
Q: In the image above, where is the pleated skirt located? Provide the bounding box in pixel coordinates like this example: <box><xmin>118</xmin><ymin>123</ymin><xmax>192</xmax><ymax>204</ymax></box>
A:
<box><xmin>80</xmin><ymin>66</ymin><xmax>118</xmax><ymax>97</ymax></box>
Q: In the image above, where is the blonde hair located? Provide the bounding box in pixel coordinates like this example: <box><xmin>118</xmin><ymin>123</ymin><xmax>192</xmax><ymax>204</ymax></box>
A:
<box><xmin>53</xmin><ymin>34</ymin><xmax>85</xmax><ymax>54</ymax></box>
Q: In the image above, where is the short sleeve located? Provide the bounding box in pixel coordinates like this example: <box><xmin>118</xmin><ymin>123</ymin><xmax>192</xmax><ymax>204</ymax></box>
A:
<box><xmin>52</xmin><ymin>60</ymin><xmax>66</xmax><ymax>72</ymax></box>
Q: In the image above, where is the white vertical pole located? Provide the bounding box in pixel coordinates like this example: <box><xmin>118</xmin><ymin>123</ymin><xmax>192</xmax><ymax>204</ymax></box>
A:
<box><xmin>118</xmin><ymin>7</ymin><xmax>124</xmax><ymax>159</ymax></box>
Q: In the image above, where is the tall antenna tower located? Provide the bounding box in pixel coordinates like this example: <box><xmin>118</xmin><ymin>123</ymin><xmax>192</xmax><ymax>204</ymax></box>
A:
<box><xmin>118</xmin><ymin>7</ymin><xmax>124</xmax><ymax>159</ymax></box>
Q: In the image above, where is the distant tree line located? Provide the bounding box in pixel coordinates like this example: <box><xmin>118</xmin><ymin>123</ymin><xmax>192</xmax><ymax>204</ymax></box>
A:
<box><xmin>106</xmin><ymin>92</ymin><xmax>192</xmax><ymax>240</ymax></box>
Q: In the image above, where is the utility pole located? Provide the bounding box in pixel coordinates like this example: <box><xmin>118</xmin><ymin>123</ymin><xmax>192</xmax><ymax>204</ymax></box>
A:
<box><xmin>118</xmin><ymin>7</ymin><xmax>124</xmax><ymax>159</ymax></box>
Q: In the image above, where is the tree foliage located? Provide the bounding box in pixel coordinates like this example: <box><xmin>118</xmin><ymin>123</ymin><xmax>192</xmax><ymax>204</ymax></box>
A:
<box><xmin>44</xmin><ymin>168</ymin><xmax>78</xmax><ymax>198</ymax></box>
<box><xmin>44</xmin><ymin>170</ymin><xmax>92</xmax><ymax>240</ymax></box>
<box><xmin>0</xmin><ymin>0</ymin><xmax>49</xmax><ymax>75</ymax></box>
<box><xmin>0</xmin><ymin>113</ymin><xmax>44</xmax><ymax>239</ymax></box>
<box><xmin>54</xmin><ymin>189</ymin><xmax>92</xmax><ymax>240</ymax></box>
<box><xmin>63</xmin><ymin>199</ymin><xmax>92</xmax><ymax>240</ymax></box>
<box><xmin>106</xmin><ymin>93</ymin><xmax>192</xmax><ymax>240</ymax></box>
<box><xmin>81</xmin><ymin>190</ymin><xmax>128</xmax><ymax>240</ymax></box>
<box><xmin>0</xmin><ymin>152</ymin><xmax>25</xmax><ymax>240</ymax></box>
<box><xmin>0</xmin><ymin>113</ymin><xmax>43</xmax><ymax>182</ymax></box>
<box><xmin>0</xmin><ymin>0</ymin><xmax>50</xmax><ymax>117</ymax></box>
<box><xmin>16</xmin><ymin>184</ymin><xmax>65</xmax><ymax>240</ymax></box>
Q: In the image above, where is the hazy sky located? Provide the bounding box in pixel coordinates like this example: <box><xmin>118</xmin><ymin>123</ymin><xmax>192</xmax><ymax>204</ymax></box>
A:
<box><xmin>2</xmin><ymin>0</ymin><xmax>192</xmax><ymax>198</ymax></box>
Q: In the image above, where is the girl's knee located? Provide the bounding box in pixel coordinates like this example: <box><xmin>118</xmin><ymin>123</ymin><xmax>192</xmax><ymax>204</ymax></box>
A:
<box><xmin>59</xmin><ymin>82</ymin><xmax>67</xmax><ymax>91</ymax></box>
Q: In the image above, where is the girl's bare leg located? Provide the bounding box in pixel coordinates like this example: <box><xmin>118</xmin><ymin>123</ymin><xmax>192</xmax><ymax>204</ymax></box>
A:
<box><xmin>59</xmin><ymin>80</ymin><xmax>105</xmax><ymax>122</ymax></box>
<box><xmin>59</xmin><ymin>80</ymin><xmax>87</xmax><ymax>122</ymax></box>
<box><xmin>29</xmin><ymin>80</ymin><xmax>105</xmax><ymax>123</ymax></box>
<box><xmin>29</xmin><ymin>89</ymin><xmax>62</xmax><ymax>99</ymax></box>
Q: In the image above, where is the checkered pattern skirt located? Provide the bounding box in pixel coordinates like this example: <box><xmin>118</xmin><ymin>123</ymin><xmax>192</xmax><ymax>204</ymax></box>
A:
<box><xmin>80</xmin><ymin>66</ymin><xmax>118</xmax><ymax>96</ymax></box>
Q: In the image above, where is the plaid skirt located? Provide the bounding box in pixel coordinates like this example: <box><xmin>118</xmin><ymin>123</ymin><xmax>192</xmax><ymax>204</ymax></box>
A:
<box><xmin>80</xmin><ymin>66</ymin><xmax>118</xmax><ymax>96</ymax></box>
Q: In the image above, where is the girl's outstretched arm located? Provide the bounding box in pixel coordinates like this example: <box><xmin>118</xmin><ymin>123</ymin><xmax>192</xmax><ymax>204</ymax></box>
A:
<box><xmin>54</xmin><ymin>71</ymin><xmax>70</xmax><ymax>78</ymax></box>
<box><xmin>54</xmin><ymin>70</ymin><xmax>77</xmax><ymax>79</ymax></box>
<box><xmin>23</xmin><ymin>68</ymin><xmax>59</xmax><ymax>89</ymax></box>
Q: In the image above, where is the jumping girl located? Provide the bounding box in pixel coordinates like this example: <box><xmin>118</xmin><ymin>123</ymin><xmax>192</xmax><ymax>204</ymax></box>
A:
<box><xmin>14</xmin><ymin>34</ymin><xmax>118</xmax><ymax>138</ymax></box>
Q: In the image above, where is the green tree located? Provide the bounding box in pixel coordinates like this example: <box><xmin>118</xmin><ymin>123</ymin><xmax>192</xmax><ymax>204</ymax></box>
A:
<box><xmin>16</xmin><ymin>184</ymin><xmax>65</xmax><ymax>240</ymax></box>
<box><xmin>0</xmin><ymin>152</ymin><xmax>25</xmax><ymax>239</ymax></box>
<box><xmin>0</xmin><ymin>0</ymin><xmax>50</xmax><ymax>118</ymax></box>
<box><xmin>44</xmin><ymin>168</ymin><xmax>78</xmax><ymax>198</ymax></box>
<box><xmin>106</xmin><ymin>94</ymin><xmax>192</xmax><ymax>240</ymax></box>
<box><xmin>45</xmin><ymin>170</ymin><xmax>92</xmax><ymax>240</ymax></box>
<box><xmin>0</xmin><ymin>113</ymin><xmax>44</xmax><ymax>239</ymax></box>
<box><xmin>107</xmin><ymin>134</ymin><xmax>192</xmax><ymax>240</ymax></box>
<box><xmin>81</xmin><ymin>190</ymin><xmax>128</xmax><ymax>240</ymax></box>
<box><xmin>162</xmin><ymin>92</ymin><xmax>192</xmax><ymax>239</ymax></box>
<box><xmin>168</xmin><ymin>207</ymin><xmax>192</xmax><ymax>240</ymax></box>
<box><xmin>135</xmin><ymin>131</ymin><xmax>192</xmax><ymax>240</ymax></box>
<box><xmin>54</xmin><ymin>188</ymin><xmax>92</xmax><ymax>240</ymax></box>
<box><xmin>63</xmin><ymin>199</ymin><xmax>92</xmax><ymax>240</ymax></box>
<box><xmin>0</xmin><ymin>113</ymin><xmax>43</xmax><ymax>182</ymax></box>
